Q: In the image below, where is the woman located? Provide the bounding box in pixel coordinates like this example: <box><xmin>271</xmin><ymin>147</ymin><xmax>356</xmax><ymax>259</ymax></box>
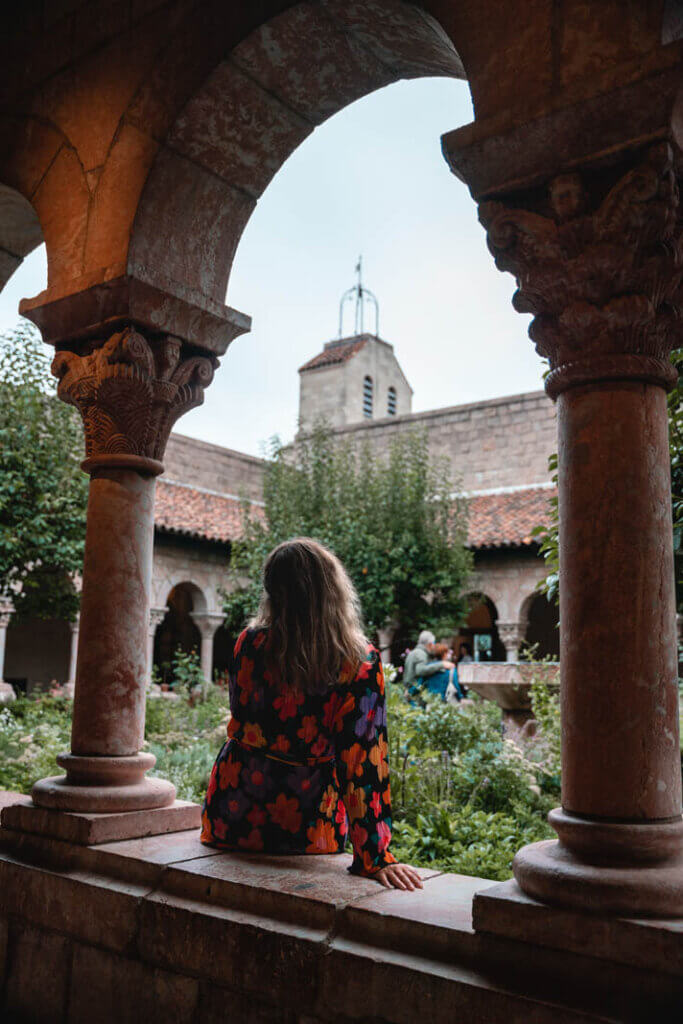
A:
<box><xmin>421</xmin><ymin>643</ymin><xmax>463</xmax><ymax>702</ymax></box>
<box><xmin>201</xmin><ymin>538</ymin><xmax>422</xmax><ymax>891</ymax></box>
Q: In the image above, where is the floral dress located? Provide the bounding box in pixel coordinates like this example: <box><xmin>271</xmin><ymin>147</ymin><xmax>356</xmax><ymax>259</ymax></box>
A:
<box><xmin>201</xmin><ymin>627</ymin><xmax>397</xmax><ymax>877</ymax></box>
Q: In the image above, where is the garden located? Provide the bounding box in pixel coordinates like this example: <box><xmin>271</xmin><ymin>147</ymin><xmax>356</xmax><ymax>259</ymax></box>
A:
<box><xmin>0</xmin><ymin>658</ymin><xmax>565</xmax><ymax>882</ymax></box>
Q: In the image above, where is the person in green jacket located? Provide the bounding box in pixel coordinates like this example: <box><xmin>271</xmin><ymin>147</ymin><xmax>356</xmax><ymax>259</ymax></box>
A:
<box><xmin>403</xmin><ymin>631</ymin><xmax>453</xmax><ymax>701</ymax></box>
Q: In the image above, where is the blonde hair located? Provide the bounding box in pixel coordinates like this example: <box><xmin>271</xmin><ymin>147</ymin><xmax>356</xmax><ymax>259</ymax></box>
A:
<box><xmin>251</xmin><ymin>538</ymin><xmax>367</xmax><ymax>695</ymax></box>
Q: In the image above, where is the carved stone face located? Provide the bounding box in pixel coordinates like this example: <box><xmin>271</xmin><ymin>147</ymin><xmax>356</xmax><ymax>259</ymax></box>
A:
<box><xmin>549</xmin><ymin>173</ymin><xmax>585</xmax><ymax>221</ymax></box>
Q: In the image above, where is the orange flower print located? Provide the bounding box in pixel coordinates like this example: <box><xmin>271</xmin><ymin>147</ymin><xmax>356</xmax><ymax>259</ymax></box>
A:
<box><xmin>370</xmin><ymin>791</ymin><xmax>381</xmax><ymax>817</ymax></box>
<box><xmin>227</xmin><ymin>716</ymin><xmax>240</xmax><ymax>739</ymax></box>
<box><xmin>323</xmin><ymin>691</ymin><xmax>353</xmax><ymax>732</ymax></box>
<box><xmin>213</xmin><ymin>818</ymin><xmax>228</xmax><ymax>842</ymax></box>
<box><xmin>356</xmin><ymin>652</ymin><xmax>374</xmax><ymax>681</ymax></box>
<box><xmin>349</xmin><ymin>823</ymin><xmax>368</xmax><ymax>851</ymax></box>
<box><xmin>306</xmin><ymin>819</ymin><xmax>338</xmax><ymax>854</ymax></box>
<box><xmin>376</xmin><ymin>663</ymin><xmax>385</xmax><ymax>695</ymax></box>
<box><xmin>376</xmin><ymin>820</ymin><xmax>392</xmax><ymax>853</ymax></box>
<box><xmin>361</xmin><ymin>850</ymin><xmax>377</xmax><ymax>874</ymax></box>
<box><xmin>382</xmin><ymin>784</ymin><xmax>391</xmax><ymax>805</ymax></box>
<box><xmin>310</xmin><ymin>735</ymin><xmax>330</xmax><ymax>758</ymax></box>
<box><xmin>242</xmin><ymin>722</ymin><xmax>267</xmax><ymax>747</ymax></box>
<box><xmin>297</xmin><ymin>715</ymin><xmax>318</xmax><ymax>744</ymax></box>
<box><xmin>205</xmin><ymin>765</ymin><xmax>218</xmax><ymax>804</ymax></box>
<box><xmin>200</xmin><ymin>809</ymin><xmax>213</xmax><ymax>843</ymax></box>
<box><xmin>238</xmin><ymin>828</ymin><xmax>263</xmax><ymax>851</ymax></box>
<box><xmin>344</xmin><ymin>783</ymin><xmax>367</xmax><ymax>822</ymax></box>
<box><xmin>218</xmin><ymin>757</ymin><xmax>241</xmax><ymax>789</ymax></box>
<box><xmin>335</xmin><ymin>802</ymin><xmax>348</xmax><ymax>836</ymax></box>
<box><xmin>319</xmin><ymin>785</ymin><xmax>337</xmax><ymax>818</ymax></box>
<box><xmin>338</xmin><ymin>659</ymin><xmax>355</xmax><ymax>685</ymax></box>
<box><xmin>247</xmin><ymin>806</ymin><xmax>267</xmax><ymax>827</ymax></box>
<box><xmin>272</xmin><ymin>733</ymin><xmax>291</xmax><ymax>754</ymax></box>
<box><xmin>234</xmin><ymin>630</ymin><xmax>247</xmax><ymax>656</ymax></box>
<box><xmin>341</xmin><ymin>743</ymin><xmax>366</xmax><ymax>778</ymax></box>
<box><xmin>237</xmin><ymin>657</ymin><xmax>255</xmax><ymax>704</ymax></box>
<box><xmin>369</xmin><ymin>736</ymin><xmax>389</xmax><ymax>781</ymax></box>
<box><xmin>274</xmin><ymin>687</ymin><xmax>305</xmax><ymax>721</ymax></box>
<box><xmin>267</xmin><ymin>793</ymin><xmax>302</xmax><ymax>833</ymax></box>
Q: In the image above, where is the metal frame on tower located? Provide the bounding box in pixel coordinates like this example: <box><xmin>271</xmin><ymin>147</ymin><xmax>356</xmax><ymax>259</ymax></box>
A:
<box><xmin>338</xmin><ymin>257</ymin><xmax>379</xmax><ymax>337</ymax></box>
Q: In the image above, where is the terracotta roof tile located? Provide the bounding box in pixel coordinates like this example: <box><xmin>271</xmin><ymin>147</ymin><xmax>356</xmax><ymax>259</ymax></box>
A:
<box><xmin>155</xmin><ymin>479</ymin><xmax>553</xmax><ymax>551</ymax></box>
<box><xmin>154</xmin><ymin>480</ymin><xmax>262</xmax><ymax>543</ymax></box>
<box><xmin>299</xmin><ymin>336</ymin><xmax>368</xmax><ymax>372</ymax></box>
<box><xmin>466</xmin><ymin>487</ymin><xmax>555</xmax><ymax>549</ymax></box>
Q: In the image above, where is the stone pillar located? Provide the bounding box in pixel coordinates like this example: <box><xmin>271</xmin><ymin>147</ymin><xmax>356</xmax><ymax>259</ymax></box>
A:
<box><xmin>148</xmin><ymin>607</ymin><xmax>167</xmax><ymax>684</ymax></box>
<box><xmin>496</xmin><ymin>621</ymin><xmax>525</xmax><ymax>662</ymax></box>
<box><xmin>67</xmin><ymin>614</ymin><xmax>80</xmax><ymax>685</ymax></box>
<box><xmin>479</xmin><ymin>142</ymin><xmax>683</xmax><ymax>916</ymax></box>
<box><xmin>377</xmin><ymin>621</ymin><xmax>396</xmax><ymax>665</ymax></box>
<box><xmin>191</xmin><ymin>612</ymin><xmax>224</xmax><ymax>683</ymax></box>
<box><xmin>0</xmin><ymin>600</ymin><xmax>12</xmax><ymax>682</ymax></box>
<box><xmin>31</xmin><ymin>327</ymin><xmax>217</xmax><ymax>812</ymax></box>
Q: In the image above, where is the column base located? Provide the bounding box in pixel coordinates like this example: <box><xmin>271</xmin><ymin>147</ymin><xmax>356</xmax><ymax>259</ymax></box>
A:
<box><xmin>31</xmin><ymin>752</ymin><xmax>176</xmax><ymax>813</ymax></box>
<box><xmin>513</xmin><ymin>809</ymin><xmax>683</xmax><ymax>918</ymax></box>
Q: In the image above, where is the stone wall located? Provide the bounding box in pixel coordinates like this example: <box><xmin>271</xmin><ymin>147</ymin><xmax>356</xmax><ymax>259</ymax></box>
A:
<box><xmin>164</xmin><ymin>434</ymin><xmax>265</xmax><ymax>502</ymax></box>
<box><xmin>326</xmin><ymin>391</ymin><xmax>556</xmax><ymax>493</ymax></box>
<box><xmin>151</xmin><ymin>534</ymin><xmax>231</xmax><ymax>615</ymax></box>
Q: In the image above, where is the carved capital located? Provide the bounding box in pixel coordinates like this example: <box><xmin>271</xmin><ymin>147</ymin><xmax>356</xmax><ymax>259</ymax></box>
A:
<box><xmin>497</xmin><ymin>621</ymin><xmax>526</xmax><ymax>654</ymax></box>
<box><xmin>149</xmin><ymin>607</ymin><xmax>167</xmax><ymax>633</ymax></box>
<box><xmin>191</xmin><ymin>612</ymin><xmax>224</xmax><ymax>640</ymax></box>
<box><xmin>52</xmin><ymin>328</ymin><xmax>217</xmax><ymax>474</ymax></box>
<box><xmin>479</xmin><ymin>142</ymin><xmax>682</xmax><ymax>398</ymax></box>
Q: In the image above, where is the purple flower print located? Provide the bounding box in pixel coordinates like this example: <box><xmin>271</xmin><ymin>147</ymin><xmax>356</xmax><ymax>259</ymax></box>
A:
<box><xmin>355</xmin><ymin>692</ymin><xmax>385</xmax><ymax>742</ymax></box>
<box><xmin>286</xmin><ymin>767</ymin><xmax>322</xmax><ymax>807</ymax></box>
<box><xmin>242</xmin><ymin>757</ymin><xmax>272</xmax><ymax>800</ymax></box>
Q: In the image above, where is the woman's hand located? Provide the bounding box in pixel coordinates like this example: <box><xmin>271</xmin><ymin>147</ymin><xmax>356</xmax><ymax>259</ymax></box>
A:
<box><xmin>375</xmin><ymin>863</ymin><xmax>424</xmax><ymax>891</ymax></box>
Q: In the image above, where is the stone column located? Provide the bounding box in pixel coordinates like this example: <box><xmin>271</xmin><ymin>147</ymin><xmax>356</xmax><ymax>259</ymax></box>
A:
<box><xmin>0</xmin><ymin>600</ymin><xmax>12</xmax><ymax>682</ymax></box>
<box><xmin>31</xmin><ymin>328</ymin><xmax>217</xmax><ymax>812</ymax></box>
<box><xmin>377</xmin><ymin>621</ymin><xmax>396</xmax><ymax>666</ymax></box>
<box><xmin>479</xmin><ymin>142</ymin><xmax>683</xmax><ymax>916</ymax></box>
<box><xmin>148</xmin><ymin>607</ymin><xmax>167</xmax><ymax>684</ymax></box>
<box><xmin>496</xmin><ymin>621</ymin><xmax>525</xmax><ymax>662</ymax></box>
<box><xmin>191</xmin><ymin>612</ymin><xmax>224</xmax><ymax>683</ymax></box>
<box><xmin>67</xmin><ymin>614</ymin><xmax>80</xmax><ymax>685</ymax></box>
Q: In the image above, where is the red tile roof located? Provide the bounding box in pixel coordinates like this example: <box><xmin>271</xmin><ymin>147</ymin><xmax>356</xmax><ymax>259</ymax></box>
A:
<box><xmin>466</xmin><ymin>487</ymin><xmax>555</xmax><ymax>549</ymax></box>
<box><xmin>155</xmin><ymin>478</ymin><xmax>554</xmax><ymax>551</ymax></box>
<box><xmin>299</xmin><ymin>336</ymin><xmax>368</xmax><ymax>372</ymax></box>
<box><xmin>154</xmin><ymin>480</ymin><xmax>263</xmax><ymax>543</ymax></box>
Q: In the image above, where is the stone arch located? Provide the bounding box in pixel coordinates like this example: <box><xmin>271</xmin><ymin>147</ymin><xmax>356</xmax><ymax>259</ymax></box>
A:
<box><xmin>0</xmin><ymin>184</ymin><xmax>43</xmax><ymax>296</ymax></box>
<box><xmin>153</xmin><ymin>580</ymin><xmax>207</xmax><ymax>685</ymax></box>
<box><xmin>127</xmin><ymin>1</ymin><xmax>465</xmax><ymax>316</ymax></box>
<box><xmin>455</xmin><ymin>591</ymin><xmax>506</xmax><ymax>662</ymax></box>
<box><xmin>522</xmin><ymin>591</ymin><xmax>559</xmax><ymax>661</ymax></box>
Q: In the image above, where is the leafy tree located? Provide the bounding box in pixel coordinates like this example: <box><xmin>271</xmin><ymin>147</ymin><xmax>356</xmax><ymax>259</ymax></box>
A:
<box><xmin>0</xmin><ymin>321</ymin><xmax>87</xmax><ymax>620</ymax></box>
<box><xmin>222</xmin><ymin>426</ymin><xmax>472</xmax><ymax>640</ymax></box>
<box><xmin>534</xmin><ymin>348</ymin><xmax>683</xmax><ymax>610</ymax></box>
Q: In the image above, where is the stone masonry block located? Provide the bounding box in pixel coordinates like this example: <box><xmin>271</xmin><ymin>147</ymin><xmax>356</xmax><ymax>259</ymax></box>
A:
<box><xmin>3</xmin><ymin>921</ymin><xmax>72</xmax><ymax>1023</ymax></box>
<box><xmin>138</xmin><ymin>892</ymin><xmax>324</xmax><ymax>1012</ymax></box>
<box><xmin>0</xmin><ymin>853</ymin><xmax>144</xmax><ymax>953</ymax></box>
<box><xmin>68</xmin><ymin>943</ymin><xmax>199</xmax><ymax>1024</ymax></box>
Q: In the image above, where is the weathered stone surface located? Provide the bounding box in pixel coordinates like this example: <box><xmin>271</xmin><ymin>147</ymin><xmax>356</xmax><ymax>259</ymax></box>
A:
<box><xmin>2</xmin><ymin>797</ymin><xmax>200</xmax><ymax>844</ymax></box>
<box><xmin>474</xmin><ymin>879</ymin><xmax>683</xmax><ymax>979</ymax></box>
<box><xmin>0</xmin><ymin>851</ymin><xmax>145</xmax><ymax>953</ymax></box>
<box><xmin>138</xmin><ymin>891</ymin><xmax>325</xmax><ymax>1009</ymax></box>
<box><xmin>3</xmin><ymin>922</ymin><xmax>72</xmax><ymax>1023</ymax></box>
<box><xmin>68</xmin><ymin>944</ymin><xmax>199</xmax><ymax>1024</ymax></box>
<box><xmin>340</xmin><ymin>871</ymin><xmax>488</xmax><ymax>961</ymax></box>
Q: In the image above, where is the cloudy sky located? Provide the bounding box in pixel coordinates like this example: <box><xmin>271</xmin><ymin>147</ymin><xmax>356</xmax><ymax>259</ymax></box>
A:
<box><xmin>0</xmin><ymin>77</ymin><xmax>544</xmax><ymax>457</ymax></box>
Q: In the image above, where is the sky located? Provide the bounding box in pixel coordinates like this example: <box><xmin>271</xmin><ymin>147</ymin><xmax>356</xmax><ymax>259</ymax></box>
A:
<box><xmin>0</xmin><ymin>77</ymin><xmax>543</xmax><ymax>457</ymax></box>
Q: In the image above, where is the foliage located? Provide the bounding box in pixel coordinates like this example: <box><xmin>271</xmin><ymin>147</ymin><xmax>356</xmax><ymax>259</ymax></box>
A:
<box><xmin>0</xmin><ymin>321</ymin><xmax>87</xmax><ymax>620</ymax></box>
<box><xmin>222</xmin><ymin>425</ymin><xmax>472</xmax><ymax>638</ymax></box>
<box><xmin>167</xmin><ymin>646</ymin><xmax>206</xmax><ymax>696</ymax></box>
<box><xmin>533</xmin><ymin>349</ymin><xmax>683</xmax><ymax>609</ymax></box>
<box><xmin>384</xmin><ymin>675</ymin><xmax>556</xmax><ymax>879</ymax></box>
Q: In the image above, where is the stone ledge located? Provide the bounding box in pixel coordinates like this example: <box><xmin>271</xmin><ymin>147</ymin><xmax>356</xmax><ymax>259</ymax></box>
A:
<box><xmin>473</xmin><ymin>878</ymin><xmax>683</xmax><ymax>979</ymax></box>
<box><xmin>0</xmin><ymin>796</ymin><xmax>200</xmax><ymax>844</ymax></box>
<box><xmin>0</xmin><ymin>826</ymin><xmax>681</xmax><ymax>1022</ymax></box>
